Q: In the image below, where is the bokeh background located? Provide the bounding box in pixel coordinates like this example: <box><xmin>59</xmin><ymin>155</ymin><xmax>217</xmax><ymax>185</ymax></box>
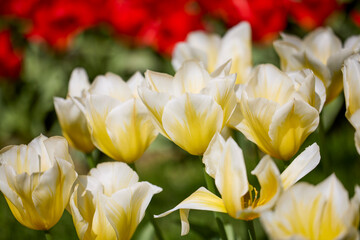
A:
<box><xmin>0</xmin><ymin>0</ymin><xmax>360</xmax><ymax>239</ymax></box>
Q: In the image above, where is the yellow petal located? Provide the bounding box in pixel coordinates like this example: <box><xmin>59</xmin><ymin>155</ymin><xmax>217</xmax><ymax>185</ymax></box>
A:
<box><xmin>154</xmin><ymin>187</ymin><xmax>227</xmax><ymax>236</ymax></box>
<box><xmin>162</xmin><ymin>93</ymin><xmax>223</xmax><ymax>155</ymax></box>
<box><xmin>268</xmin><ymin>100</ymin><xmax>319</xmax><ymax>160</ymax></box>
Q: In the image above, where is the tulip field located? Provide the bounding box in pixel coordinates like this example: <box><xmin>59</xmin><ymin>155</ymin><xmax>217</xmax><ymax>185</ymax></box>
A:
<box><xmin>0</xmin><ymin>0</ymin><xmax>360</xmax><ymax>239</ymax></box>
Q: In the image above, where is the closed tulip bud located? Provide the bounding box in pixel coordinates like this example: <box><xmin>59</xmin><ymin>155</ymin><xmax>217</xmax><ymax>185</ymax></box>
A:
<box><xmin>231</xmin><ymin>64</ymin><xmax>323</xmax><ymax>160</ymax></box>
<box><xmin>261</xmin><ymin>175</ymin><xmax>360</xmax><ymax>240</ymax></box>
<box><xmin>173</xmin><ymin>22</ymin><xmax>252</xmax><ymax>84</ymax></box>
<box><xmin>138</xmin><ymin>60</ymin><xmax>237</xmax><ymax>155</ymax></box>
<box><xmin>75</xmin><ymin>72</ymin><xmax>158</xmax><ymax>163</ymax></box>
<box><xmin>274</xmin><ymin>27</ymin><xmax>359</xmax><ymax>103</ymax></box>
<box><xmin>0</xmin><ymin>135</ymin><xmax>78</xmax><ymax>230</ymax></box>
<box><xmin>54</xmin><ymin>68</ymin><xmax>95</xmax><ymax>153</ymax></box>
<box><xmin>155</xmin><ymin>133</ymin><xmax>320</xmax><ymax>235</ymax></box>
<box><xmin>69</xmin><ymin>162</ymin><xmax>162</xmax><ymax>240</ymax></box>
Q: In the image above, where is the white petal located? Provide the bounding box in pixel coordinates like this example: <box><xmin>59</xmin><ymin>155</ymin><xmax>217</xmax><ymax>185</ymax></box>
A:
<box><xmin>89</xmin><ymin>162</ymin><xmax>139</xmax><ymax>196</ymax></box>
<box><xmin>89</xmin><ymin>73</ymin><xmax>133</xmax><ymax>101</ymax></box>
<box><xmin>127</xmin><ymin>71</ymin><xmax>144</xmax><ymax>98</ymax></box>
<box><xmin>145</xmin><ymin>70</ymin><xmax>174</xmax><ymax>93</ymax></box>
<box><xmin>203</xmin><ymin>133</ymin><xmax>226</xmax><ymax>179</ymax></box>
<box><xmin>68</xmin><ymin>68</ymin><xmax>90</xmax><ymax>98</ymax></box>
<box><xmin>280</xmin><ymin>143</ymin><xmax>320</xmax><ymax>190</ymax></box>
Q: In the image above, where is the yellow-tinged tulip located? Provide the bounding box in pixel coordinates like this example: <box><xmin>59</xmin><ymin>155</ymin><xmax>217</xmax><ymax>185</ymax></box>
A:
<box><xmin>172</xmin><ymin>22</ymin><xmax>252</xmax><ymax>84</ymax></box>
<box><xmin>155</xmin><ymin>133</ymin><xmax>320</xmax><ymax>235</ymax></box>
<box><xmin>274</xmin><ymin>28</ymin><xmax>359</xmax><ymax>103</ymax></box>
<box><xmin>69</xmin><ymin>162</ymin><xmax>162</xmax><ymax>240</ymax></box>
<box><xmin>75</xmin><ymin>72</ymin><xmax>158</xmax><ymax>163</ymax></box>
<box><xmin>231</xmin><ymin>64</ymin><xmax>323</xmax><ymax>160</ymax></box>
<box><xmin>261</xmin><ymin>174</ymin><xmax>360</xmax><ymax>240</ymax></box>
<box><xmin>0</xmin><ymin>135</ymin><xmax>78</xmax><ymax>230</ymax></box>
<box><xmin>138</xmin><ymin>60</ymin><xmax>237</xmax><ymax>155</ymax></box>
<box><xmin>54</xmin><ymin>68</ymin><xmax>95</xmax><ymax>153</ymax></box>
<box><xmin>343</xmin><ymin>54</ymin><xmax>360</xmax><ymax>154</ymax></box>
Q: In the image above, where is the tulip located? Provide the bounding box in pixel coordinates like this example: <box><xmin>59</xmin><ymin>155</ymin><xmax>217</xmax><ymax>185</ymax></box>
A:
<box><xmin>172</xmin><ymin>22</ymin><xmax>252</xmax><ymax>84</ymax></box>
<box><xmin>155</xmin><ymin>133</ymin><xmax>320</xmax><ymax>235</ymax></box>
<box><xmin>75</xmin><ymin>72</ymin><xmax>158</xmax><ymax>163</ymax></box>
<box><xmin>261</xmin><ymin>174</ymin><xmax>360</xmax><ymax>240</ymax></box>
<box><xmin>69</xmin><ymin>162</ymin><xmax>162</xmax><ymax>240</ymax></box>
<box><xmin>231</xmin><ymin>64</ymin><xmax>323</xmax><ymax>160</ymax></box>
<box><xmin>54</xmin><ymin>68</ymin><xmax>95</xmax><ymax>153</ymax></box>
<box><xmin>343</xmin><ymin>54</ymin><xmax>360</xmax><ymax>154</ymax></box>
<box><xmin>274</xmin><ymin>27</ymin><xmax>359</xmax><ymax>103</ymax></box>
<box><xmin>0</xmin><ymin>135</ymin><xmax>78</xmax><ymax>230</ymax></box>
<box><xmin>138</xmin><ymin>60</ymin><xmax>237</xmax><ymax>155</ymax></box>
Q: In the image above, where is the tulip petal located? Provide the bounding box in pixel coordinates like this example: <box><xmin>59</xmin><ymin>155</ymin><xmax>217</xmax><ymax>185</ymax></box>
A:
<box><xmin>105</xmin><ymin>99</ymin><xmax>158</xmax><ymax>163</ymax></box>
<box><xmin>273</xmin><ymin>33</ymin><xmax>304</xmax><ymax>71</ymax></box>
<box><xmin>237</xmin><ymin>96</ymin><xmax>277</xmax><ymax>156</ymax></box>
<box><xmin>90</xmin><ymin>73</ymin><xmax>133</xmax><ymax>101</ymax></box>
<box><xmin>162</xmin><ymin>93</ymin><xmax>223</xmax><ymax>155</ymax></box>
<box><xmin>203</xmin><ymin>133</ymin><xmax>226</xmax><ymax>179</ymax></box>
<box><xmin>218</xmin><ymin>137</ymin><xmax>249</xmax><ymax>218</ymax></box>
<box><xmin>145</xmin><ymin>70</ymin><xmax>174</xmax><ymax>93</ymax></box>
<box><xmin>127</xmin><ymin>72</ymin><xmax>144</xmax><ymax>98</ymax></box>
<box><xmin>173</xmin><ymin>61</ymin><xmax>210</xmax><ymax>95</ymax></box>
<box><xmin>281</xmin><ymin>143</ymin><xmax>320</xmax><ymax>190</ymax></box>
<box><xmin>269</xmin><ymin>100</ymin><xmax>319</xmax><ymax>160</ymax></box>
<box><xmin>89</xmin><ymin>162</ymin><xmax>139</xmax><ymax>196</ymax></box>
<box><xmin>248</xmin><ymin>156</ymin><xmax>281</xmax><ymax>213</ymax></box>
<box><xmin>343</xmin><ymin>55</ymin><xmax>360</xmax><ymax>121</ymax></box>
<box><xmin>138</xmin><ymin>87</ymin><xmax>171</xmax><ymax>138</ymax></box>
<box><xmin>68</xmin><ymin>68</ymin><xmax>90</xmax><ymax>98</ymax></box>
<box><xmin>154</xmin><ymin>187</ymin><xmax>227</xmax><ymax>236</ymax></box>
<box><xmin>201</xmin><ymin>76</ymin><xmax>236</xmax><ymax>124</ymax></box>
<box><xmin>216</xmin><ymin>22</ymin><xmax>252</xmax><ymax>84</ymax></box>
<box><xmin>54</xmin><ymin>97</ymin><xmax>94</xmax><ymax>152</ymax></box>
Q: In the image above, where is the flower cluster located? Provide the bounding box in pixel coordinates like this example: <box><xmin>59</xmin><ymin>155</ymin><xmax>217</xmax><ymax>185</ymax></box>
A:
<box><xmin>0</xmin><ymin>8</ymin><xmax>359</xmax><ymax>240</ymax></box>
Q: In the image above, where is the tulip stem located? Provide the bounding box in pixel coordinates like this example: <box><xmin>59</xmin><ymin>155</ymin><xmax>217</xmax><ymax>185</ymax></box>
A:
<box><xmin>246</xmin><ymin>220</ymin><xmax>256</xmax><ymax>240</ymax></box>
<box><xmin>318</xmin><ymin>117</ymin><xmax>330</xmax><ymax>173</ymax></box>
<box><xmin>85</xmin><ymin>152</ymin><xmax>96</xmax><ymax>169</ymax></box>
<box><xmin>129</xmin><ymin>162</ymin><xmax>137</xmax><ymax>172</ymax></box>
<box><xmin>44</xmin><ymin>230</ymin><xmax>52</xmax><ymax>240</ymax></box>
<box><xmin>200</xmin><ymin>156</ymin><xmax>228</xmax><ymax>240</ymax></box>
<box><xmin>147</xmin><ymin>212</ymin><xmax>165</xmax><ymax>240</ymax></box>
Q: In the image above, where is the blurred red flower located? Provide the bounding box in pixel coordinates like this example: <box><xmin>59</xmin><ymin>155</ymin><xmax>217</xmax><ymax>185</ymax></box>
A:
<box><xmin>198</xmin><ymin>0</ymin><xmax>288</xmax><ymax>42</ymax></box>
<box><xmin>0</xmin><ymin>30</ymin><xmax>22</xmax><ymax>80</ymax></box>
<box><xmin>137</xmin><ymin>0</ymin><xmax>204</xmax><ymax>54</ymax></box>
<box><xmin>351</xmin><ymin>10</ymin><xmax>360</xmax><ymax>27</ymax></box>
<box><xmin>27</xmin><ymin>0</ymin><xmax>99</xmax><ymax>50</ymax></box>
<box><xmin>288</xmin><ymin>0</ymin><xmax>340</xmax><ymax>30</ymax></box>
<box><xmin>0</xmin><ymin>0</ymin><xmax>41</xmax><ymax>18</ymax></box>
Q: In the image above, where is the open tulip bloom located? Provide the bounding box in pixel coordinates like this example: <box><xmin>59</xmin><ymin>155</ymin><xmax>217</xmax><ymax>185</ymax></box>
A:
<box><xmin>155</xmin><ymin>133</ymin><xmax>320</xmax><ymax>236</ymax></box>
<box><xmin>69</xmin><ymin>162</ymin><xmax>162</xmax><ymax>240</ymax></box>
<box><xmin>274</xmin><ymin>27</ymin><xmax>359</xmax><ymax>103</ymax></box>
<box><xmin>138</xmin><ymin>60</ymin><xmax>237</xmax><ymax>155</ymax></box>
<box><xmin>261</xmin><ymin>174</ymin><xmax>360</xmax><ymax>240</ymax></box>
<box><xmin>343</xmin><ymin>54</ymin><xmax>360</xmax><ymax>154</ymax></box>
<box><xmin>231</xmin><ymin>64</ymin><xmax>324</xmax><ymax>160</ymax></box>
<box><xmin>54</xmin><ymin>68</ymin><xmax>95</xmax><ymax>153</ymax></box>
<box><xmin>172</xmin><ymin>21</ymin><xmax>252</xmax><ymax>84</ymax></box>
<box><xmin>74</xmin><ymin>71</ymin><xmax>158</xmax><ymax>163</ymax></box>
<box><xmin>0</xmin><ymin>135</ymin><xmax>78</xmax><ymax>230</ymax></box>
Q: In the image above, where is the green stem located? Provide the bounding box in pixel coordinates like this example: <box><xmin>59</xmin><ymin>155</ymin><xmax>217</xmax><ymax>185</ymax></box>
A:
<box><xmin>246</xmin><ymin>220</ymin><xmax>256</xmax><ymax>240</ymax></box>
<box><xmin>85</xmin><ymin>152</ymin><xmax>96</xmax><ymax>169</ymax></box>
<box><xmin>318</xmin><ymin>117</ymin><xmax>330</xmax><ymax>174</ymax></box>
<box><xmin>200</xmin><ymin>156</ymin><xmax>228</xmax><ymax>240</ymax></box>
<box><xmin>252</xmin><ymin>143</ymin><xmax>260</xmax><ymax>165</ymax></box>
<box><xmin>129</xmin><ymin>162</ymin><xmax>137</xmax><ymax>172</ymax></box>
<box><xmin>147</xmin><ymin>211</ymin><xmax>165</xmax><ymax>240</ymax></box>
<box><xmin>44</xmin><ymin>230</ymin><xmax>52</xmax><ymax>240</ymax></box>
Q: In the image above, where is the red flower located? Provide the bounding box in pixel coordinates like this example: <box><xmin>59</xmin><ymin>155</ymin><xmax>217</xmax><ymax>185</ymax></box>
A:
<box><xmin>27</xmin><ymin>0</ymin><xmax>99</xmax><ymax>50</ymax></box>
<box><xmin>0</xmin><ymin>0</ymin><xmax>41</xmax><ymax>18</ymax></box>
<box><xmin>136</xmin><ymin>0</ymin><xmax>204</xmax><ymax>54</ymax></box>
<box><xmin>288</xmin><ymin>0</ymin><xmax>340</xmax><ymax>30</ymax></box>
<box><xmin>351</xmin><ymin>10</ymin><xmax>360</xmax><ymax>28</ymax></box>
<box><xmin>0</xmin><ymin>30</ymin><xmax>22</xmax><ymax>80</ymax></box>
<box><xmin>198</xmin><ymin>0</ymin><xmax>289</xmax><ymax>42</ymax></box>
